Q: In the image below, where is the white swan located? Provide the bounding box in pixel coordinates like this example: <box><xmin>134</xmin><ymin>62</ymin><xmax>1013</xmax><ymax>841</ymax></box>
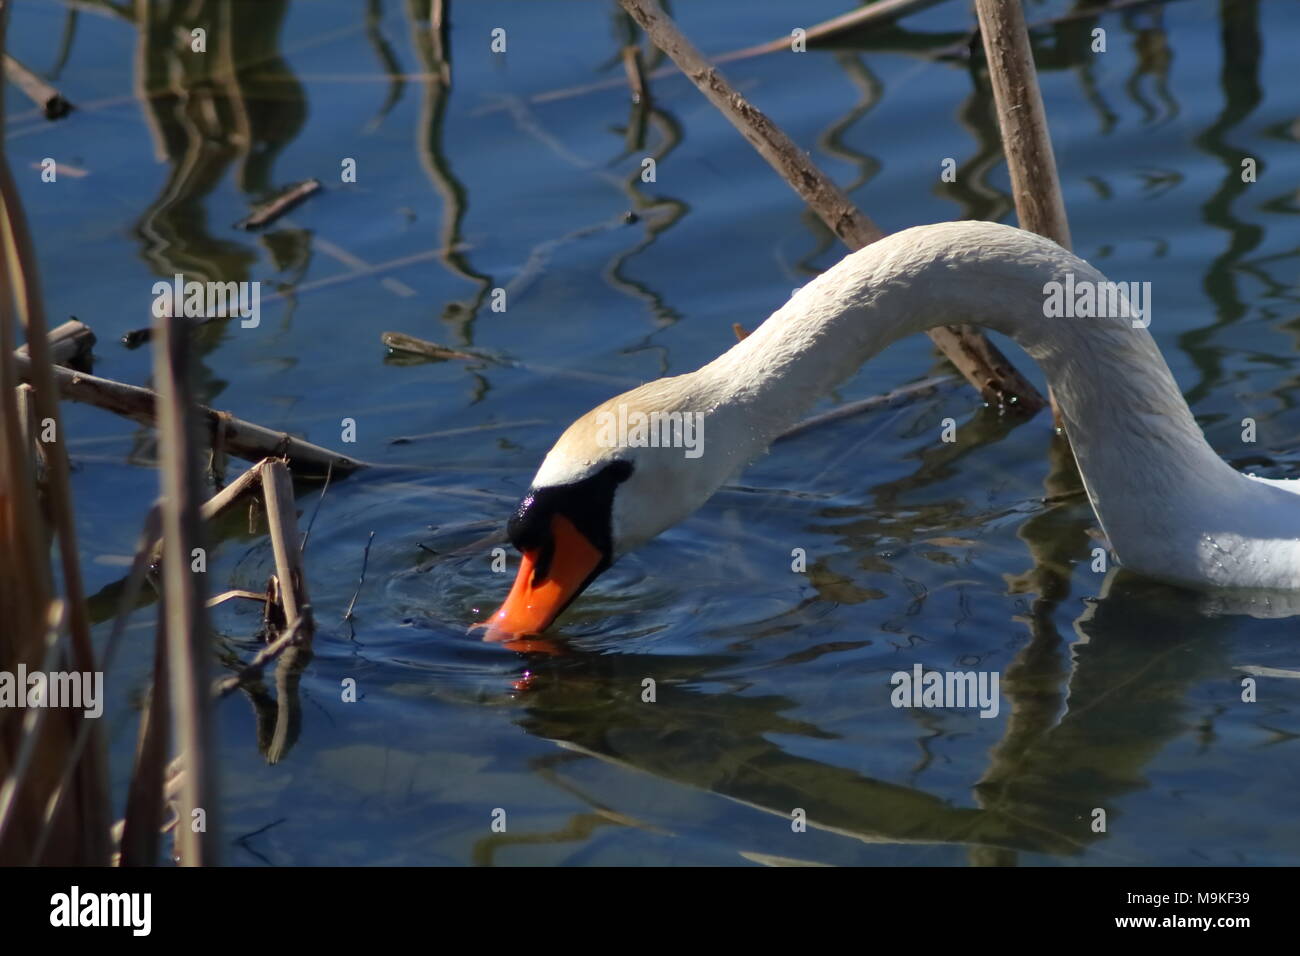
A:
<box><xmin>479</xmin><ymin>221</ymin><xmax>1300</xmax><ymax>640</ymax></box>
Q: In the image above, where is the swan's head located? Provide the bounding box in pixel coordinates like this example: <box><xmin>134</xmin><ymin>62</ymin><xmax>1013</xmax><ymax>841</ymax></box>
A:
<box><xmin>477</xmin><ymin>374</ymin><xmax>746</xmax><ymax>642</ymax></box>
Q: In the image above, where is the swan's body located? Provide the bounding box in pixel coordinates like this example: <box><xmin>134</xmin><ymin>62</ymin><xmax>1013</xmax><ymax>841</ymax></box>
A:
<box><xmin>482</xmin><ymin>221</ymin><xmax>1300</xmax><ymax>640</ymax></box>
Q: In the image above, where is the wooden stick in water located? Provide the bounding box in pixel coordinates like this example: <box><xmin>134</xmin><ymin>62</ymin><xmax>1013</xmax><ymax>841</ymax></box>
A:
<box><xmin>382</xmin><ymin>330</ymin><xmax>496</xmax><ymax>362</ymax></box>
<box><xmin>234</xmin><ymin>179</ymin><xmax>322</xmax><ymax>231</ymax></box>
<box><xmin>261</xmin><ymin>460</ymin><xmax>314</xmax><ymax>639</ymax></box>
<box><xmin>15</xmin><ymin>319</ymin><xmax>95</xmax><ymax>370</ymax></box>
<box><xmin>3</xmin><ymin>54</ymin><xmax>73</xmax><ymax>119</ymax></box>
<box><xmin>10</xmin><ymin>353</ymin><xmax>367</xmax><ymax>476</ymax></box>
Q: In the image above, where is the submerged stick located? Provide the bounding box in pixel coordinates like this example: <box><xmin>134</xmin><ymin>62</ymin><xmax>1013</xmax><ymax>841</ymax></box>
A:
<box><xmin>3</xmin><ymin>54</ymin><xmax>73</xmax><ymax>119</ymax></box>
<box><xmin>776</xmin><ymin>375</ymin><xmax>955</xmax><ymax>443</ymax></box>
<box><xmin>10</xmin><ymin>354</ymin><xmax>366</xmax><ymax>476</ymax></box>
<box><xmin>234</xmin><ymin>179</ymin><xmax>322</xmax><ymax>231</ymax></box>
<box><xmin>724</xmin><ymin>0</ymin><xmax>951</xmax><ymax>60</ymax></box>
<box><xmin>617</xmin><ymin>0</ymin><xmax>1045</xmax><ymax>413</ymax></box>
<box><xmin>381</xmin><ymin>330</ymin><xmax>496</xmax><ymax>362</ymax></box>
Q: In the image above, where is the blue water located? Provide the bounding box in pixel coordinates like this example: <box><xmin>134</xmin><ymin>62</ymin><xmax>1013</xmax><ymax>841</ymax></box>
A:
<box><xmin>5</xmin><ymin>0</ymin><xmax>1299</xmax><ymax>864</ymax></box>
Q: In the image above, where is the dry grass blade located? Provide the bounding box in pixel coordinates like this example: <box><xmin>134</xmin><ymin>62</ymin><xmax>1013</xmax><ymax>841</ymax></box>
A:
<box><xmin>152</xmin><ymin>311</ymin><xmax>218</xmax><ymax>866</ymax></box>
<box><xmin>118</xmin><ymin>601</ymin><xmax>168</xmax><ymax>866</ymax></box>
<box><xmin>27</xmin><ymin>504</ymin><xmax>162</xmax><ymax>864</ymax></box>
<box><xmin>0</xmin><ymin>602</ymin><xmax>66</xmax><ymax>852</ymax></box>
<box><xmin>0</xmin><ymin>0</ymin><xmax>108</xmax><ymax>864</ymax></box>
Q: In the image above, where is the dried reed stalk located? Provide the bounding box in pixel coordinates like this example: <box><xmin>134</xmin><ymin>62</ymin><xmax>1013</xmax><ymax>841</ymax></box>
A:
<box><xmin>152</xmin><ymin>311</ymin><xmax>218</xmax><ymax>866</ymax></box>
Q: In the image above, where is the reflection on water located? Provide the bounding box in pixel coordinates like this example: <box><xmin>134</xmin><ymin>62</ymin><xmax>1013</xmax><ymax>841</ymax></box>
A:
<box><xmin>6</xmin><ymin>0</ymin><xmax>1299</xmax><ymax>865</ymax></box>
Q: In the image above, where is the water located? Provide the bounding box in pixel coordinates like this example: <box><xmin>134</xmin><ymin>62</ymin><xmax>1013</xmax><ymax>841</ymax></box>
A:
<box><xmin>6</xmin><ymin>0</ymin><xmax>1299</xmax><ymax>865</ymax></box>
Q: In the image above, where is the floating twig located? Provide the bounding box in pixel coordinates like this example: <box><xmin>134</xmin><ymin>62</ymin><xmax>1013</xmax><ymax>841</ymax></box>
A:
<box><xmin>234</xmin><ymin>179</ymin><xmax>322</xmax><ymax>231</ymax></box>
<box><xmin>3</xmin><ymin>53</ymin><xmax>73</xmax><ymax>119</ymax></box>
<box><xmin>381</xmin><ymin>330</ymin><xmax>499</xmax><ymax>363</ymax></box>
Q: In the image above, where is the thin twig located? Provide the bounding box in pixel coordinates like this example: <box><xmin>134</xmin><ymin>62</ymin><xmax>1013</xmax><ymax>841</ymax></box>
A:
<box><xmin>299</xmin><ymin>458</ymin><xmax>333</xmax><ymax>553</ymax></box>
<box><xmin>775</xmin><ymin>375</ymin><xmax>954</xmax><ymax>442</ymax></box>
<box><xmin>344</xmin><ymin>530</ymin><xmax>376</xmax><ymax>623</ymax></box>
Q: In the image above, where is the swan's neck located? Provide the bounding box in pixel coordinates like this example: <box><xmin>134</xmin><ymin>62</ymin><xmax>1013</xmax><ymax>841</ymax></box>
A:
<box><xmin>699</xmin><ymin>221</ymin><xmax>1299</xmax><ymax>588</ymax></box>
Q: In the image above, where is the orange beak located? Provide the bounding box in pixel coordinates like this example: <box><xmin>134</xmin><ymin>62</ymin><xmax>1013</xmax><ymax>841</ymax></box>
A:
<box><xmin>477</xmin><ymin>514</ymin><xmax>605</xmax><ymax>643</ymax></box>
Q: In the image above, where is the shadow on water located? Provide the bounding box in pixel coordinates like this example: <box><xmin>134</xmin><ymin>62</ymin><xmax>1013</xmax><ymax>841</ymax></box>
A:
<box><xmin>468</xmin><ymin>566</ymin><xmax>1254</xmax><ymax>865</ymax></box>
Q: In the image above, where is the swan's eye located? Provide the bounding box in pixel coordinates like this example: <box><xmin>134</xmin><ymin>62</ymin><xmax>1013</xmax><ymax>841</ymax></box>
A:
<box><xmin>507</xmin><ymin>459</ymin><xmax>634</xmax><ymax>580</ymax></box>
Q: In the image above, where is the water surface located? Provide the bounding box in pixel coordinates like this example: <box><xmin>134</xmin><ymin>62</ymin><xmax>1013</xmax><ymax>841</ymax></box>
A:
<box><xmin>6</xmin><ymin>0</ymin><xmax>1300</xmax><ymax>865</ymax></box>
